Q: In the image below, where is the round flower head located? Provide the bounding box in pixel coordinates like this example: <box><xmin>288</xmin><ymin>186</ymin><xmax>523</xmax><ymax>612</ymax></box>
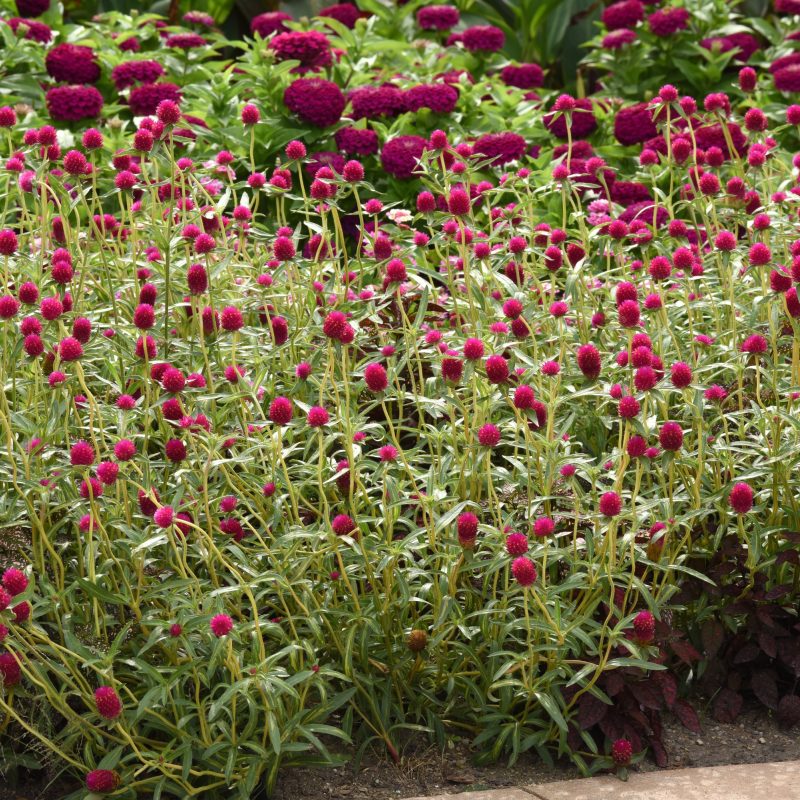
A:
<box><xmin>2</xmin><ymin>568</ymin><xmax>28</xmax><ymax>596</ymax></box>
<box><xmin>599</xmin><ymin>491</ymin><xmax>622</xmax><ymax>517</ymax></box>
<box><xmin>576</xmin><ymin>343</ymin><xmax>601</xmax><ymax>379</ymax></box>
<box><xmin>269</xmin><ymin>396</ymin><xmax>293</xmax><ymax>425</ymax></box>
<box><xmin>485</xmin><ymin>355</ymin><xmax>509</xmax><ymax>384</ymax></box>
<box><xmin>364</xmin><ymin>363</ymin><xmax>388</xmax><ymax>392</ymax></box>
<box><xmin>456</xmin><ymin>512</ymin><xmax>478</xmax><ymax>547</ymax></box>
<box><xmin>307</xmin><ymin>406</ymin><xmax>329</xmax><ymax>427</ymax></box>
<box><xmin>729</xmin><ymin>482</ymin><xmax>753</xmax><ymax>514</ymax></box>
<box><xmin>86</xmin><ymin>770</ymin><xmax>120</xmax><ymax>793</ymax></box>
<box><xmin>210</xmin><ymin>613</ymin><xmax>233</xmax><ymax>637</ymax></box>
<box><xmin>611</xmin><ymin>738</ymin><xmax>633</xmax><ymax>766</ymax></box>
<box><xmin>332</xmin><ymin>514</ymin><xmax>356</xmax><ymax>536</ymax></box>
<box><xmin>94</xmin><ymin>686</ymin><xmax>122</xmax><ymax>719</ymax></box>
<box><xmin>633</xmin><ymin>610</ymin><xmax>655</xmax><ymax>643</ymax></box>
<box><xmin>511</xmin><ymin>556</ymin><xmax>537</xmax><ymax>586</ymax></box>
<box><xmin>659</xmin><ymin>421</ymin><xmax>683</xmax><ymax>451</ymax></box>
<box><xmin>478</xmin><ymin>423</ymin><xmax>501</xmax><ymax>447</ymax></box>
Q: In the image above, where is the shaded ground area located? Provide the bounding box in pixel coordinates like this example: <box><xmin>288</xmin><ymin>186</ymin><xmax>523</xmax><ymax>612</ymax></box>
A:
<box><xmin>270</xmin><ymin>704</ymin><xmax>800</xmax><ymax>800</ymax></box>
<box><xmin>1</xmin><ymin>702</ymin><xmax>799</xmax><ymax>799</ymax></box>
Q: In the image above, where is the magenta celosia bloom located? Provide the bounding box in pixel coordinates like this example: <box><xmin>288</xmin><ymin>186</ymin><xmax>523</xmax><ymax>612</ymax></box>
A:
<box><xmin>45</xmin><ymin>43</ymin><xmax>100</xmax><ymax>84</ymax></box>
<box><xmin>613</xmin><ymin>103</ymin><xmax>657</xmax><ymax>146</ymax></box>
<box><xmin>647</xmin><ymin>7</ymin><xmax>689</xmax><ymax>36</ymax></box>
<box><xmin>602</xmin><ymin>0</ymin><xmax>644</xmax><ymax>29</ymax></box>
<box><xmin>270</xmin><ymin>31</ymin><xmax>332</xmax><ymax>72</ymax></box>
<box><xmin>405</xmin><ymin>83</ymin><xmax>459</xmax><ymax>114</ymax></box>
<box><xmin>417</xmin><ymin>4</ymin><xmax>459</xmax><ymax>30</ymax></box>
<box><xmin>461</xmin><ymin>25</ymin><xmax>505</xmax><ymax>52</ymax></box>
<box><xmin>129</xmin><ymin>83</ymin><xmax>182</xmax><ymax>117</ymax></box>
<box><xmin>46</xmin><ymin>86</ymin><xmax>103</xmax><ymax>121</ymax></box>
<box><xmin>473</xmin><ymin>132</ymin><xmax>527</xmax><ymax>165</ymax></box>
<box><xmin>250</xmin><ymin>10</ymin><xmax>291</xmax><ymax>36</ymax></box>
<box><xmin>380</xmin><ymin>135</ymin><xmax>428</xmax><ymax>179</ymax></box>
<box><xmin>7</xmin><ymin>17</ymin><xmax>53</xmax><ymax>42</ymax></box>
<box><xmin>16</xmin><ymin>0</ymin><xmax>50</xmax><ymax>15</ymax></box>
<box><xmin>284</xmin><ymin>78</ymin><xmax>345</xmax><ymax>127</ymax></box>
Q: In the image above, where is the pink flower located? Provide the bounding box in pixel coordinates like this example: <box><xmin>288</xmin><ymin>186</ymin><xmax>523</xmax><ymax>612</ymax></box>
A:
<box><xmin>210</xmin><ymin>613</ymin><xmax>233</xmax><ymax>637</ymax></box>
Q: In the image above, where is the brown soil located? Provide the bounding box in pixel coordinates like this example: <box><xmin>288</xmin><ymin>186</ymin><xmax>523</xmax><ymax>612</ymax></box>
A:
<box><xmin>1</xmin><ymin>705</ymin><xmax>798</xmax><ymax>800</ymax></box>
<box><xmin>270</xmin><ymin>704</ymin><xmax>800</xmax><ymax>800</ymax></box>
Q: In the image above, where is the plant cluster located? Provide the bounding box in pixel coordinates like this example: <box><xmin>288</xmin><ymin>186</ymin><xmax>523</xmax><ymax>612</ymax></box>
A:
<box><xmin>0</xmin><ymin>0</ymin><xmax>799</xmax><ymax>797</ymax></box>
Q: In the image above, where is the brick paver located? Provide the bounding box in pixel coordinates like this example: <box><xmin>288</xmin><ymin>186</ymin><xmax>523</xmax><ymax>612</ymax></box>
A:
<box><xmin>404</xmin><ymin>760</ymin><xmax>800</xmax><ymax>800</ymax></box>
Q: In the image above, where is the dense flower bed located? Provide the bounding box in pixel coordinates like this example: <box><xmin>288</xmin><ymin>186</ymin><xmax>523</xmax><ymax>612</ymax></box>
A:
<box><xmin>1</xmin><ymin>0</ymin><xmax>800</xmax><ymax>796</ymax></box>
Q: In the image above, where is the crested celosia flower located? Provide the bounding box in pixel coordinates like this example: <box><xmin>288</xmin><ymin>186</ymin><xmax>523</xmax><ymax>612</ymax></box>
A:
<box><xmin>46</xmin><ymin>86</ymin><xmax>103</xmax><ymax>121</ymax></box>
<box><xmin>284</xmin><ymin>78</ymin><xmax>345</xmax><ymax>127</ymax></box>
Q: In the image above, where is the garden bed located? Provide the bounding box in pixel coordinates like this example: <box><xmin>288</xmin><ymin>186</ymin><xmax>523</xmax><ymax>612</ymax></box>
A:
<box><xmin>2</xmin><ymin>0</ymin><xmax>800</xmax><ymax>796</ymax></box>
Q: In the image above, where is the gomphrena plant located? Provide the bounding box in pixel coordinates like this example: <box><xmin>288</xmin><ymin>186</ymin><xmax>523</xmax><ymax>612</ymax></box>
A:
<box><xmin>0</xmin><ymin>0</ymin><xmax>800</xmax><ymax>796</ymax></box>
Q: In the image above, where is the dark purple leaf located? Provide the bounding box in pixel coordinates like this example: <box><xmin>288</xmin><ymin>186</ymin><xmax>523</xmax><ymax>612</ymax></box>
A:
<box><xmin>649</xmin><ymin>736</ymin><xmax>668</xmax><ymax>768</ymax></box>
<box><xmin>751</xmin><ymin>670</ymin><xmax>779</xmax><ymax>711</ymax></box>
<box><xmin>599</xmin><ymin>712</ymin><xmax>625</xmax><ymax>741</ymax></box>
<box><xmin>673</xmin><ymin>699</ymin><xmax>702</xmax><ymax>734</ymax></box>
<box><xmin>655</xmin><ymin>672</ymin><xmax>677</xmax><ymax>708</ymax></box>
<box><xmin>604</xmin><ymin>672</ymin><xmax>625</xmax><ymax>697</ymax></box>
<box><xmin>777</xmin><ymin>695</ymin><xmax>800</xmax><ymax>729</ymax></box>
<box><xmin>778</xmin><ymin>639</ymin><xmax>800</xmax><ymax>678</ymax></box>
<box><xmin>765</xmin><ymin>584</ymin><xmax>792</xmax><ymax>601</ymax></box>
<box><xmin>758</xmin><ymin>631</ymin><xmax>777</xmax><ymax>659</ymax></box>
<box><xmin>577</xmin><ymin>692</ymin><xmax>608</xmax><ymax>729</ymax></box>
<box><xmin>712</xmin><ymin>688</ymin><xmax>743</xmax><ymax>724</ymax></box>
<box><xmin>732</xmin><ymin>642</ymin><xmax>760</xmax><ymax>664</ymax></box>
<box><xmin>630</xmin><ymin>680</ymin><xmax>663</xmax><ymax>711</ymax></box>
<box><xmin>701</xmin><ymin>620</ymin><xmax>725</xmax><ymax>659</ymax></box>
<box><xmin>671</xmin><ymin>640</ymin><xmax>701</xmax><ymax>665</ymax></box>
